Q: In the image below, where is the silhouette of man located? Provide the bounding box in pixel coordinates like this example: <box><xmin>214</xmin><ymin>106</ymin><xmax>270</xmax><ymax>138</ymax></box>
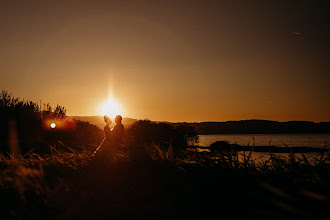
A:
<box><xmin>112</xmin><ymin>115</ymin><xmax>125</xmax><ymax>144</ymax></box>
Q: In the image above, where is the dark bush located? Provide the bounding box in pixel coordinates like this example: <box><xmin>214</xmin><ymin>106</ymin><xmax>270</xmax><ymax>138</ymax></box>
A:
<box><xmin>73</xmin><ymin>120</ymin><xmax>103</xmax><ymax>147</ymax></box>
<box><xmin>126</xmin><ymin>119</ymin><xmax>199</xmax><ymax>154</ymax></box>
<box><xmin>209</xmin><ymin>141</ymin><xmax>231</xmax><ymax>152</ymax></box>
<box><xmin>0</xmin><ymin>90</ymin><xmax>103</xmax><ymax>154</ymax></box>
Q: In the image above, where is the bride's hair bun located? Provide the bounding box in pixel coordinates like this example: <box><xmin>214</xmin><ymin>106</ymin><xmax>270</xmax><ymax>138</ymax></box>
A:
<box><xmin>104</xmin><ymin>115</ymin><xmax>111</xmax><ymax>124</ymax></box>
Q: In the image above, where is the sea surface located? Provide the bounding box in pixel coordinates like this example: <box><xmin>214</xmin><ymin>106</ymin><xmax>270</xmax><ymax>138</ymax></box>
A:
<box><xmin>198</xmin><ymin>133</ymin><xmax>330</xmax><ymax>148</ymax></box>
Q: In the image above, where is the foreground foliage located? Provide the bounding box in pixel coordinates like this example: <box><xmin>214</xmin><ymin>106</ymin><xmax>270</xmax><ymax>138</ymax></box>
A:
<box><xmin>0</xmin><ymin>142</ymin><xmax>329</xmax><ymax>219</ymax></box>
<box><xmin>1</xmin><ymin>90</ymin><xmax>329</xmax><ymax>219</ymax></box>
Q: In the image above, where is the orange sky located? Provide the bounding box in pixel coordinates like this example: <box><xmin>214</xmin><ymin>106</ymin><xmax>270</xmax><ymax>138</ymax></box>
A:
<box><xmin>0</xmin><ymin>0</ymin><xmax>329</xmax><ymax>122</ymax></box>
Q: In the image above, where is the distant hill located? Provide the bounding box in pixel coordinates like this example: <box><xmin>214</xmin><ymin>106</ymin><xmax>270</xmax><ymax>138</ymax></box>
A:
<box><xmin>187</xmin><ymin>120</ymin><xmax>330</xmax><ymax>134</ymax></box>
<box><xmin>72</xmin><ymin>116</ymin><xmax>137</xmax><ymax>129</ymax></box>
<box><xmin>71</xmin><ymin>117</ymin><xmax>330</xmax><ymax>134</ymax></box>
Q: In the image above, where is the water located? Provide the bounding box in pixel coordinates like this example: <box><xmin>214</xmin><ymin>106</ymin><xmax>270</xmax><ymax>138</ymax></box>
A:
<box><xmin>198</xmin><ymin>133</ymin><xmax>330</xmax><ymax>148</ymax></box>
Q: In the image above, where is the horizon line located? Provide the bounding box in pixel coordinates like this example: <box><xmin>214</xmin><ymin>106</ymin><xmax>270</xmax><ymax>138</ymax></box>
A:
<box><xmin>69</xmin><ymin>116</ymin><xmax>329</xmax><ymax>123</ymax></box>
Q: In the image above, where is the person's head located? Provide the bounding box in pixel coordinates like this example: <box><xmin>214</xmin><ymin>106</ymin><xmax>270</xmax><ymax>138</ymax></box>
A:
<box><xmin>115</xmin><ymin>115</ymin><xmax>122</xmax><ymax>124</ymax></box>
<box><xmin>104</xmin><ymin>115</ymin><xmax>112</xmax><ymax>125</ymax></box>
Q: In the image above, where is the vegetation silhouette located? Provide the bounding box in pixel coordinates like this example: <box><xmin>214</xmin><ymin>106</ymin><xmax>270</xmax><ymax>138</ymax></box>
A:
<box><xmin>0</xmin><ymin>90</ymin><xmax>329</xmax><ymax>219</ymax></box>
<box><xmin>0</xmin><ymin>138</ymin><xmax>329</xmax><ymax>219</ymax></box>
<box><xmin>0</xmin><ymin>90</ymin><xmax>103</xmax><ymax>154</ymax></box>
<box><xmin>127</xmin><ymin>119</ymin><xmax>198</xmax><ymax>156</ymax></box>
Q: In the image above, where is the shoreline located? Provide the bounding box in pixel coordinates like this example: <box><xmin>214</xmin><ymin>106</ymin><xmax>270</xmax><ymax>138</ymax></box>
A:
<box><xmin>190</xmin><ymin>144</ymin><xmax>329</xmax><ymax>153</ymax></box>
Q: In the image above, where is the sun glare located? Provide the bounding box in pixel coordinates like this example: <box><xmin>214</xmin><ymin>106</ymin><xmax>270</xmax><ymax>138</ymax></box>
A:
<box><xmin>99</xmin><ymin>98</ymin><xmax>122</xmax><ymax>118</ymax></box>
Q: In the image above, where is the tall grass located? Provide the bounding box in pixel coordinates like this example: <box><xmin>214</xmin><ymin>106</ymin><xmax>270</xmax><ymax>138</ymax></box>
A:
<box><xmin>0</xmin><ymin>142</ymin><xmax>329</xmax><ymax>219</ymax></box>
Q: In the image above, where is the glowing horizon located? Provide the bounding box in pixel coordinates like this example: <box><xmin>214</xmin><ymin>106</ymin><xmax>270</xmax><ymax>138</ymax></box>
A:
<box><xmin>0</xmin><ymin>1</ymin><xmax>329</xmax><ymax>123</ymax></box>
<box><xmin>99</xmin><ymin>97</ymin><xmax>122</xmax><ymax>119</ymax></box>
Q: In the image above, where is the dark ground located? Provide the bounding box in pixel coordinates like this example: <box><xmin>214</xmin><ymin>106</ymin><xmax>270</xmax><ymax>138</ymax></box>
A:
<box><xmin>0</xmin><ymin>147</ymin><xmax>329</xmax><ymax>220</ymax></box>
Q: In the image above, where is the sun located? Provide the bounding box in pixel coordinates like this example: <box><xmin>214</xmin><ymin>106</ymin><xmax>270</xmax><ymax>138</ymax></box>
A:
<box><xmin>99</xmin><ymin>98</ymin><xmax>122</xmax><ymax>118</ymax></box>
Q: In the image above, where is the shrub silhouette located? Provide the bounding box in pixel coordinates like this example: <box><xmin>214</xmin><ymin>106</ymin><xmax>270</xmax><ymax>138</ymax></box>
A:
<box><xmin>127</xmin><ymin>119</ymin><xmax>198</xmax><ymax>155</ymax></box>
<box><xmin>73</xmin><ymin>120</ymin><xmax>103</xmax><ymax>147</ymax></box>
<box><xmin>0</xmin><ymin>90</ymin><xmax>103</xmax><ymax>154</ymax></box>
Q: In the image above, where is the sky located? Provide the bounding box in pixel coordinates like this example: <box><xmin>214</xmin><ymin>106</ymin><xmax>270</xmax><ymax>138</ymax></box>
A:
<box><xmin>0</xmin><ymin>0</ymin><xmax>329</xmax><ymax>122</ymax></box>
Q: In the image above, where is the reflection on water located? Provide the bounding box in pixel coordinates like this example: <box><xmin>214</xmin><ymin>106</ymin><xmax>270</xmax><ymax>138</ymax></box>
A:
<box><xmin>198</xmin><ymin>134</ymin><xmax>330</xmax><ymax>148</ymax></box>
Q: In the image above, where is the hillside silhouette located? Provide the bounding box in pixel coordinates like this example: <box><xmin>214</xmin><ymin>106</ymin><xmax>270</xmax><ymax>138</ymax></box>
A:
<box><xmin>189</xmin><ymin>120</ymin><xmax>330</xmax><ymax>134</ymax></box>
<box><xmin>74</xmin><ymin>116</ymin><xmax>330</xmax><ymax>135</ymax></box>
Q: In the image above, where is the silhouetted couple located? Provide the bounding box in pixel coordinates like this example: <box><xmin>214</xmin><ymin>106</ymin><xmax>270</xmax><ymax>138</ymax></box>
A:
<box><xmin>107</xmin><ymin>115</ymin><xmax>124</xmax><ymax>143</ymax></box>
<box><xmin>93</xmin><ymin>115</ymin><xmax>125</xmax><ymax>159</ymax></box>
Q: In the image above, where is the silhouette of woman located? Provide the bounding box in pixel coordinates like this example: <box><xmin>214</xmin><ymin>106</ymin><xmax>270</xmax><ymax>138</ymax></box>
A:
<box><xmin>103</xmin><ymin>115</ymin><xmax>112</xmax><ymax>141</ymax></box>
<box><xmin>93</xmin><ymin>115</ymin><xmax>112</xmax><ymax>157</ymax></box>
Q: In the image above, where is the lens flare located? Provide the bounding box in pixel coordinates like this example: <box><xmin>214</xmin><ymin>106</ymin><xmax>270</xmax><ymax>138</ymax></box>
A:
<box><xmin>42</xmin><ymin>118</ymin><xmax>76</xmax><ymax>131</ymax></box>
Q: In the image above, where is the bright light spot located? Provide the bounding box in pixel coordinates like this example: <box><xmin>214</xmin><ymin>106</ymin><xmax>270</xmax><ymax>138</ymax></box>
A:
<box><xmin>99</xmin><ymin>98</ymin><xmax>122</xmax><ymax>118</ymax></box>
<box><xmin>50</xmin><ymin>123</ymin><xmax>56</xmax><ymax>129</ymax></box>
